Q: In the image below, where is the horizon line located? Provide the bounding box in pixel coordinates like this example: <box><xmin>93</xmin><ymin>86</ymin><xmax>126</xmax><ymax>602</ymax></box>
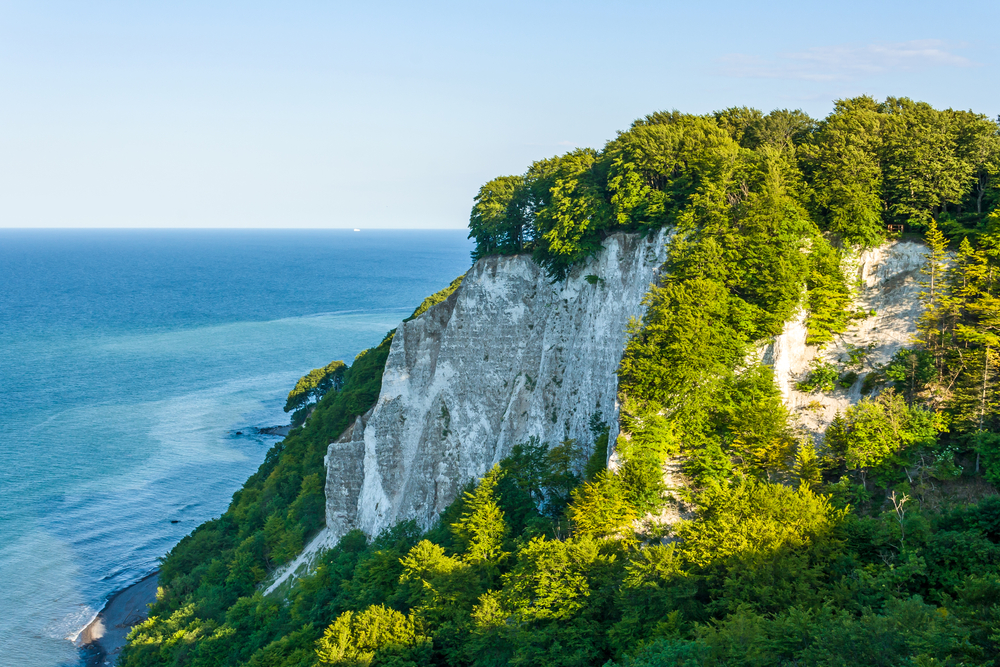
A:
<box><xmin>0</xmin><ymin>226</ymin><xmax>470</xmax><ymax>231</ymax></box>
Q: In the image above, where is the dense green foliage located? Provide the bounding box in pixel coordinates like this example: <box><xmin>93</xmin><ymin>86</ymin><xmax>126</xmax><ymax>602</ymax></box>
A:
<box><xmin>469</xmin><ymin>97</ymin><xmax>1000</xmax><ymax>278</ymax></box>
<box><xmin>123</xmin><ymin>440</ymin><xmax>1000</xmax><ymax>667</ymax></box>
<box><xmin>123</xmin><ymin>100</ymin><xmax>1000</xmax><ymax>667</ymax></box>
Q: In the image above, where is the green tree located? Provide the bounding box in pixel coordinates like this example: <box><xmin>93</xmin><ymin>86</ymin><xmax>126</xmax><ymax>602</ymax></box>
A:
<box><xmin>916</xmin><ymin>218</ymin><xmax>951</xmax><ymax>366</ymax></box>
<box><xmin>825</xmin><ymin>411</ymin><xmax>849</xmax><ymax>457</ymax></box>
<box><xmin>721</xmin><ymin>364</ymin><xmax>797</xmax><ymax>479</ymax></box>
<box><xmin>838</xmin><ymin>391</ymin><xmax>942</xmax><ymax>485</ymax></box>
<box><xmin>531</xmin><ymin>148</ymin><xmax>612</xmax><ymax>279</ymax></box>
<box><xmin>805</xmin><ymin>236</ymin><xmax>855</xmax><ymax>345</ymax></box>
<box><xmin>753</xmin><ymin>108</ymin><xmax>817</xmax><ymax>151</ymax></box>
<box><xmin>492</xmin><ymin>535</ymin><xmax>616</xmax><ymax>667</ymax></box>
<box><xmin>713</xmin><ymin>106</ymin><xmax>764</xmax><ymax>147</ymax></box>
<box><xmin>469</xmin><ymin>176</ymin><xmax>531</xmax><ymax>260</ymax></box>
<box><xmin>315</xmin><ymin>605</ymin><xmax>428</xmax><ymax>666</ymax></box>
<box><xmin>880</xmin><ymin>97</ymin><xmax>972</xmax><ymax>229</ymax></box>
<box><xmin>793</xmin><ymin>441</ymin><xmax>823</xmax><ymax>490</ymax></box>
<box><xmin>949</xmin><ymin>347</ymin><xmax>1000</xmax><ymax>434</ymax></box>
<box><xmin>675</xmin><ymin>478</ymin><xmax>845</xmax><ymax>569</ymax></box>
<box><xmin>883</xmin><ymin>348</ymin><xmax>935</xmax><ymax>404</ymax></box>
<box><xmin>605</xmin><ymin>113</ymin><xmax>736</xmax><ymax>229</ymax></box>
<box><xmin>284</xmin><ymin>359</ymin><xmax>347</xmax><ymax>414</ymax></box>
<box><xmin>451</xmin><ymin>465</ymin><xmax>509</xmax><ymax>567</ymax></box>
<box><xmin>541</xmin><ymin>439</ymin><xmax>583</xmax><ymax>519</ymax></box>
<box><xmin>567</xmin><ymin>470</ymin><xmax>637</xmax><ymax>541</ymax></box>
<box><xmin>950</xmin><ymin>232</ymin><xmax>1000</xmax><ymax>432</ymax></box>
<box><xmin>715</xmin><ymin>107</ymin><xmax>815</xmax><ymax>151</ymax></box>
<box><xmin>619</xmin><ymin>277</ymin><xmax>746</xmax><ymax>415</ymax></box>
<box><xmin>398</xmin><ymin>540</ymin><xmax>468</xmax><ymax>604</ymax></box>
<box><xmin>954</xmin><ymin>111</ymin><xmax>1000</xmax><ymax>219</ymax></box>
<box><xmin>806</xmin><ymin>96</ymin><xmax>886</xmax><ymax>247</ymax></box>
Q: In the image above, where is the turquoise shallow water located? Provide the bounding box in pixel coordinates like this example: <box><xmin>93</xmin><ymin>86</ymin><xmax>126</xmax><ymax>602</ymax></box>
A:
<box><xmin>0</xmin><ymin>229</ymin><xmax>472</xmax><ymax>666</ymax></box>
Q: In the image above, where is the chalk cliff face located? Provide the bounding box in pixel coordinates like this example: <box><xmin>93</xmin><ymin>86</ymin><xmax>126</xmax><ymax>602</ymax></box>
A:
<box><xmin>263</xmin><ymin>236</ymin><xmax>927</xmax><ymax>595</ymax></box>
<box><xmin>763</xmin><ymin>240</ymin><xmax>928</xmax><ymax>438</ymax></box>
<box><xmin>339</xmin><ymin>236</ymin><xmax>928</xmax><ymax>539</ymax></box>
<box><xmin>263</xmin><ymin>230</ymin><xmax>666</xmax><ymax>594</ymax></box>
<box><xmin>335</xmin><ymin>230</ymin><xmax>669</xmax><ymax>538</ymax></box>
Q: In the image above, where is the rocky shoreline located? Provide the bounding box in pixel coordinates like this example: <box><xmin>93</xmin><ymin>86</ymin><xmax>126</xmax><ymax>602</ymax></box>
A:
<box><xmin>79</xmin><ymin>572</ymin><xmax>159</xmax><ymax>667</ymax></box>
<box><xmin>76</xmin><ymin>423</ymin><xmax>290</xmax><ymax>664</ymax></box>
<box><xmin>256</xmin><ymin>424</ymin><xmax>292</xmax><ymax>437</ymax></box>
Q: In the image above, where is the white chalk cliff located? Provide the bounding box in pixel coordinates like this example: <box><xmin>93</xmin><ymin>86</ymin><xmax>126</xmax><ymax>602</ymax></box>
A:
<box><xmin>264</xmin><ymin>235</ymin><xmax>928</xmax><ymax>595</ymax></box>
<box><xmin>264</xmin><ymin>229</ymin><xmax>668</xmax><ymax>594</ymax></box>
<box><xmin>345</xmin><ymin>229</ymin><xmax>669</xmax><ymax>537</ymax></box>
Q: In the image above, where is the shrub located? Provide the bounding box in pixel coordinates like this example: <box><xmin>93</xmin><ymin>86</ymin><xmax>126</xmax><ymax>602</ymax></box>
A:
<box><xmin>797</xmin><ymin>360</ymin><xmax>840</xmax><ymax>393</ymax></box>
<box><xmin>839</xmin><ymin>370</ymin><xmax>860</xmax><ymax>388</ymax></box>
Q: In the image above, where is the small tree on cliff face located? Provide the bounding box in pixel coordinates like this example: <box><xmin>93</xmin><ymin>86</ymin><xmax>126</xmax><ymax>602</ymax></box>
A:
<box><xmin>284</xmin><ymin>360</ymin><xmax>347</xmax><ymax>415</ymax></box>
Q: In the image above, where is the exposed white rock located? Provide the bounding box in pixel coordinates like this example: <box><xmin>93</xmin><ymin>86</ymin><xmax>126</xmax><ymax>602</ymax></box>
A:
<box><xmin>320</xmin><ymin>230</ymin><xmax>670</xmax><ymax>541</ymax></box>
<box><xmin>263</xmin><ymin>237</ymin><xmax>926</xmax><ymax>595</ymax></box>
<box><xmin>262</xmin><ymin>526</ymin><xmax>332</xmax><ymax>596</ymax></box>
<box><xmin>763</xmin><ymin>240</ymin><xmax>929</xmax><ymax>440</ymax></box>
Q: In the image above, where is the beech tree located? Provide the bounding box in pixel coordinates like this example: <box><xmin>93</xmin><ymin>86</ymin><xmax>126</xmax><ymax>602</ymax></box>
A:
<box><xmin>315</xmin><ymin>605</ymin><xmax>428</xmax><ymax>666</ymax></box>
<box><xmin>880</xmin><ymin>97</ymin><xmax>972</xmax><ymax>228</ymax></box>
<box><xmin>806</xmin><ymin>96</ymin><xmax>886</xmax><ymax>248</ymax></box>
<box><xmin>531</xmin><ymin>148</ymin><xmax>611</xmax><ymax>279</ymax></box>
<box><xmin>468</xmin><ymin>176</ymin><xmax>531</xmax><ymax>260</ymax></box>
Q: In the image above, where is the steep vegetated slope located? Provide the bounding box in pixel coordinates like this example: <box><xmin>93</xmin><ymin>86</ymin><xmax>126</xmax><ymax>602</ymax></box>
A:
<box><xmin>124</xmin><ymin>97</ymin><xmax>1000</xmax><ymax>667</ymax></box>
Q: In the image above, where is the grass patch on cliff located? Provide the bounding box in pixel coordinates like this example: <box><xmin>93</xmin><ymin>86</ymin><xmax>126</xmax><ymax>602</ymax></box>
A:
<box><xmin>403</xmin><ymin>274</ymin><xmax>464</xmax><ymax>322</ymax></box>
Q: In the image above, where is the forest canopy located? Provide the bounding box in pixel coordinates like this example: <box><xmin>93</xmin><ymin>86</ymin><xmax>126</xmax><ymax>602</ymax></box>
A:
<box><xmin>468</xmin><ymin>97</ymin><xmax>1000</xmax><ymax>278</ymax></box>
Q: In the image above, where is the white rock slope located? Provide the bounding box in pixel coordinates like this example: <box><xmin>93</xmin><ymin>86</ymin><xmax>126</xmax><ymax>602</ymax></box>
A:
<box><xmin>335</xmin><ymin>230</ymin><xmax>668</xmax><ymax>539</ymax></box>
<box><xmin>764</xmin><ymin>240</ymin><xmax>928</xmax><ymax>438</ymax></box>
<box><xmin>263</xmin><ymin>230</ymin><xmax>667</xmax><ymax>595</ymax></box>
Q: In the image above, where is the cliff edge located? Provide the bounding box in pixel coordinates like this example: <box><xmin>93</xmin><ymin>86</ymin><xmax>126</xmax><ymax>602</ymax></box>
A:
<box><xmin>340</xmin><ymin>229</ymin><xmax>668</xmax><ymax>539</ymax></box>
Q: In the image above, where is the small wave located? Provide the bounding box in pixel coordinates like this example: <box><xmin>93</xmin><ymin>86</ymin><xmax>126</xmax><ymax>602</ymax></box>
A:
<box><xmin>62</xmin><ymin>605</ymin><xmax>100</xmax><ymax>644</ymax></box>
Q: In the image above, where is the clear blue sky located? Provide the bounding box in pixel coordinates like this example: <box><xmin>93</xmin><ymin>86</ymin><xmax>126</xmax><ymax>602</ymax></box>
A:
<box><xmin>1</xmin><ymin>0</ymin><xmax>997</xmax><ymax>228</ymax></box>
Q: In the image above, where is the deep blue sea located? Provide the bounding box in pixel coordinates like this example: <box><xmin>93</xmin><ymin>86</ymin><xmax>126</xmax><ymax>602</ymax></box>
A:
<box><xmin>0</xmin><ymin>229</ymin><xmax>473</xmax><ymax>666</ymax></box>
